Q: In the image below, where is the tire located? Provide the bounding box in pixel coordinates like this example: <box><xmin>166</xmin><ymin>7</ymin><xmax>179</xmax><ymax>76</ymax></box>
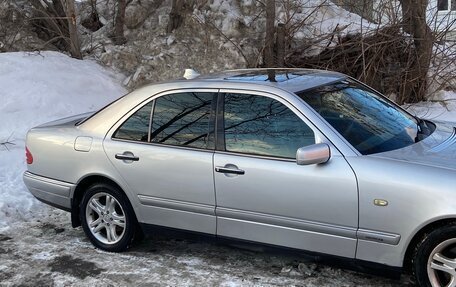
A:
<box><xmin>80</xmin><ymin>182</ymin><xmax>137</xmax><ymax>252</ymax></box>
<box><xmin>412</xmin><ymin>224</ymin><xmax>456</xmax><ymax>287</ymax></box>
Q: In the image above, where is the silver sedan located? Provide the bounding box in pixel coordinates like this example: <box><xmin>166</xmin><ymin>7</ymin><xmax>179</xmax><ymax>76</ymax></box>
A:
<box><xmin>24</xmin><ymin>69</ymin><xmax>456</xmax><ymax>286</ymax></box>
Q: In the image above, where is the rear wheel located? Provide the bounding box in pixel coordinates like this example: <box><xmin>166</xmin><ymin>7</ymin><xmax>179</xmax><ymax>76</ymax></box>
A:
<box><xmin>413</xmin><ymin>225</ymin><xmax>456</xmax><ymax>287</ymax></box>
<box><xmin>80</xmin><ymin>183</ymin><xmax>137</xmax><ymax>252</ymax></box>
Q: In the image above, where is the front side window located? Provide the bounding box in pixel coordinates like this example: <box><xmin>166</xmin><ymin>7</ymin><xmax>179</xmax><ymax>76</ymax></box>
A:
<box><xmin>150</xmin><ymin>92</ymin><xmax>215</xmax><ymax>149</ymax></box>
<box><xmin>297</xmin><ymin>81</ymin><xmax>422</xmax><ymax>155</ymax></box>
<box><xmin>224</xmin><ymin>93</ymin><xmax>315</xmax><ymax>158</ymax></box>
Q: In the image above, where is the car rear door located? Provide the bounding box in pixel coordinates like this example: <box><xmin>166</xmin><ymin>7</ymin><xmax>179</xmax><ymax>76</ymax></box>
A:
<box><xmin>214</xmin><ymin>90</ymin><xmax>359</xmax><ymax>258</ymax></box>
<box><xmin>103</xmin><ymin>89</ymin><xmax>218</xmax><ymax>234</ymax></box>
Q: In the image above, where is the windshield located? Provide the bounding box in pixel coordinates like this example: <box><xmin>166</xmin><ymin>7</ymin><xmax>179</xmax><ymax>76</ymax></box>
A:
<box><xmin>297</xmin><ymin>81</ymin><xmax>421</xmax><ymax>155</ymax></box>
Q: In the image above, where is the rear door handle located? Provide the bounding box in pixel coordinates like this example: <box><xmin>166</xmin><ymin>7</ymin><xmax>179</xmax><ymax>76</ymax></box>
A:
<box><xmin>115</xmin><ymin>152</ymin><xmax>139</xmax><ymax>162</ymax></box>
<box><xmin>215</xmin><ymin>166</ymin><xmax>245</xmax><ymax>175</ymax></box>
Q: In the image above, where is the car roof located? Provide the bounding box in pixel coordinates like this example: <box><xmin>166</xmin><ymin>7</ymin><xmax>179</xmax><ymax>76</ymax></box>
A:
<box><xmin>81</xmin><ymin>69</ymin><xmax>346</xmax><ymax>133</ymax></box>
<box><xmin>187</xmin><ymin>68</ymin><xmax>346</xmax><ymax>93</ymax></box>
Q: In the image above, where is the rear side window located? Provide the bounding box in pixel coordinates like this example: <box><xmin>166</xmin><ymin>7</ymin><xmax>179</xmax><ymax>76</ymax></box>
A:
<box><xmin>150</xmin><ymin>92</ymin><xmax>215</xmax><ymax>149</ymax></box>
<box><xmin>113</xmin><ymin>102</ymin><xmax>153</xmax><ymax>142</ymax></box>
<box><xmin>224</xmin><ymin>93</ymin><xmax>315</xmax><ymax>158</ymax></box>
<box><xmin>113</xmin><ymin>93</ymin><xmax>215</xmax><ymax>149</ymax></box>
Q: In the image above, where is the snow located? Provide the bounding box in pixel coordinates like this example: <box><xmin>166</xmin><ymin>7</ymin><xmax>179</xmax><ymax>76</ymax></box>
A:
<box><xmin>276</xmin><ymin>0</ymin><xmax>375</xmax><ymax>40</ymax></box>
<box><xmin>405</xmin><ymin>91</ymin><xmax>456</xmax><ymax>122</ymax></box>
<box><xmin>0</xmin><ymin>51</ymin><xmax>126</xmax><ymax>230</ymax></box>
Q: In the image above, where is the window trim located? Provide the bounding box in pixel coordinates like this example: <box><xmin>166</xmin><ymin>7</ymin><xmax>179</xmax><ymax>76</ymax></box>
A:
<box><xmin>217</xmin><ymin>89</ymin><xmax>320</xmax><ymax>160</ymax></box>
<box><xmin>108</xmin><ymin>88</ymin><xmax>219</xmax><ymax>151</ymax></box>
<box><xmin>215</xmin><ymin>150</ymin><xmax>297</xmax><ymax>162</ymax></box>
<box><xmin>110</xmin><ymin>137</ymin><xmax>216</xmax><ymax>154</ymax></box>
<box><xmin>147</xmin><ymin>100</ymin><xmax>156</xmax><ymax>142</ymax></box>
<box><xmin>437</xmin><ymin>0</ymin><xmax>456</xmax><ymax>11</ymax></box>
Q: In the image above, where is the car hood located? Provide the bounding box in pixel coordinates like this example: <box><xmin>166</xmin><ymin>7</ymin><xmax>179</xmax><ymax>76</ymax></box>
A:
<box><xmin>371</xmin><ymin>121</ymin><xmax>456</xmax><ymax>170</ymax></box>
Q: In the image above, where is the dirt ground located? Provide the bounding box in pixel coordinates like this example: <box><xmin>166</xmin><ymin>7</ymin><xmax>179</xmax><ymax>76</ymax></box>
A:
<box><xmin>0</xmin><ymin>210</ymin><xmax>413</xmax><ymax>287</ymax></box>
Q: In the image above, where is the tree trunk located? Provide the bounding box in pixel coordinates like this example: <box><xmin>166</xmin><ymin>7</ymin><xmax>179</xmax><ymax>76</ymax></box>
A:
<box><xmin>65</xmin><ymin>0</ymin><xmax>82</xmax><ymax>59</ymax></box>
<box><xmin>30</xmin><ymin>0</ymin><xmax>69</xmax><ymax>51</ymax></box>
<box><xmin>167</xmin><ymin>0</ymin><xmax>184</xmax><ymax>33</ymax></box>
<box><xmin>113</xmin><ymin>0</ymin><xmax>127</xmax><ymax>45</ymax></box>
<box><xmin>276</xmin><ymin>23</ymin><xmax>285</xmax><ymax>67</ymax></box>
<box><xmin>265</xmin><ymin>0</ymin><xmax>275</xmax><ymax>71</ymax></box>
<box><xmin>399</xmin><ymin>0</ymin><xmax>433</xmax><ymax>104</ymax></box>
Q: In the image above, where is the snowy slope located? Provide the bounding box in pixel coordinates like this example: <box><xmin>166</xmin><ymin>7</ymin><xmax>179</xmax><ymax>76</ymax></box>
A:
<box><xmin>0</xmin><ymin>51</ymin><xmax>126</xmax><ymax>230</ymax></box>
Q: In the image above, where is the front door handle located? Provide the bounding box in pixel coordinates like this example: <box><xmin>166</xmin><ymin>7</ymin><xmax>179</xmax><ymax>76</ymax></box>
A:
<box><xmin>115</xmin><ymin>152</ymin><xmax>139</xmax><ymax>162</ymax></box>
<box><xmin>215</xmin><ymin>166</ymin><xmax>245</xmax><ymax>175</ymax></box>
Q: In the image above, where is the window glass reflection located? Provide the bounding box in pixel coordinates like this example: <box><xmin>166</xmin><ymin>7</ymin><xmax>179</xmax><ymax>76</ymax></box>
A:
<box><xmin>298</xmin><ymin>82</ymin><xmax>418</xmax><ymax>155</ymax></box>
<box><xmin>114</xmin><ymin>102</ymin><xmax>153</xmax><ymax>142</ymax></box>
<box><xmin>151</xmin><ymin>92</ymin><xmax>214</xmax><ymax>149</ymax></box>
<box><xmin>224</xmin><ymin>94</ymin><xmax>315</xmax><ymax>158</ymax></box>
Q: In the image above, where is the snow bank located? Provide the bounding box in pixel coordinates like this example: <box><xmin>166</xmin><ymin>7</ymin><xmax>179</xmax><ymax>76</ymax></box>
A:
<box><xmin>276</xmin><ymin>0</ymin><xmax>374</xmax><ymax>40</ymax></box>
<box><xmin>406</xmin><ymin>91</ymin><xmax>456</xmax><ymax>122</ymax></box>
<box><xmin>0</xmin><ymin>51</ymin><xmax>126</xmax><ymax>230</ymax></box>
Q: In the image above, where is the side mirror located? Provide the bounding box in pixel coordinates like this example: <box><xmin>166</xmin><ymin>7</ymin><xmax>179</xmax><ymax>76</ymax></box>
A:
<box><xmin>296</xmin><ymin>143</ymin><xmax>331</xmax><ymax>166</ymax></box>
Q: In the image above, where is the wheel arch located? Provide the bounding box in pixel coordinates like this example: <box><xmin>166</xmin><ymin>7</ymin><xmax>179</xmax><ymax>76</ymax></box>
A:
<box><xmin>71</xmin><ymin>174</ymin><xmax>136</xmax><ymax>228</ymax></box>
<box><xmin>403</xmin><ymin>217</ymin><xmax>456</xmax><ymax>271</ymax></box>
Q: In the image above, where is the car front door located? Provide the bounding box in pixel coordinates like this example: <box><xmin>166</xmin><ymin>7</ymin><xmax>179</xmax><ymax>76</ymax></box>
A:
<box><xmin>214</xmin><ymin>90</ymin><xmax>359</xmax><ymax>258</ymax></box>
<box><xmin>103</xmin><ymin>90</ymin><xmax>218</xmax><ymax>234</ymax></box>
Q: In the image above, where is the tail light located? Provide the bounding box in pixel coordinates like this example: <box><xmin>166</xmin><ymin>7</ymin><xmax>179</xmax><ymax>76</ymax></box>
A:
<box><xmin>26</xmin><ymin>147</ymin><xmax>33</xmax><ymax>164</ymax></box>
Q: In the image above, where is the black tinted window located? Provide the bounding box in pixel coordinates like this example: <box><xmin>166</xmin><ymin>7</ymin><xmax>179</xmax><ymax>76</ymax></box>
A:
<box><xmin>224</xmin><ymin>94</ymin><xmax>315</xmax><ymax>158</ymax></box>
<box><xmin>151</xmin><ymin>92</ymin><xmax>215</xmax><ymax>149</ymax></box>
<box><xmin>113</xmin><ymin>102</ymin><xmax>153</xmax><ymax>142</ymax></box>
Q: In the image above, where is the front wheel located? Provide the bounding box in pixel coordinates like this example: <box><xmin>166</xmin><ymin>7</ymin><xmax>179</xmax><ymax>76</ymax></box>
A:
<box><xmin>413</xmin><ymin>225</ymin><xmax>456</xmax><ymax>287</ymax></box>
<box><xmin>80</xmin><ymin>183</ymin><xmax>137</xmax><ymax>252</ymax></box>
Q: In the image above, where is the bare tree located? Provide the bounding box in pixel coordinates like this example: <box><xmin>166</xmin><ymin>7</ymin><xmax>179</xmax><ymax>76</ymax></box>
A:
<box><xmin>167</xmin><ymin>0</ymin><xmax>184</xmax><ymax>33</ymax></box>
<box><xmin>399</xmin><ymin>0</ymin><xmax>434</xmax><ymax>103</ymax></box>
<box><xmin>65</xmin><ymin>0</ymin><xmax>82</xmax><ymax>59</ymax></box>
<box><xmin>113</xmin><ymin>0</ymin><xmax>127</xmax><ymax>45</ymax></box>
<box><xmin>29</xmin><ymin>0</ymin><xmax>82</xmax><ymax>59</ymax></box>
<box><xmin>0</xmin><ymin>134</ymin><xmax>15</xmax><ymax>151</ymax></box>
<box><xmin>82</xmin><ymin>0</ymin><xmax>103</xmax><ymax>32</ymax></box>
<box><xmin>276</xmin><ymin>23</ymin><xmax>285</xmax><ymax>67</ymax></box>
<box><xmin>265</xmin><ymin>0</ymin><xmax>276</xmax><ymax>69</ymax></box>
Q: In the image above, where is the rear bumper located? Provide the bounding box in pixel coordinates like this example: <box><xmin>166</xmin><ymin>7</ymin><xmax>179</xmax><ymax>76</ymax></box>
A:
<box><xmin>23</xmin><ymin>171</ymin><xmax>75</xmax><ymax>211</ymax></box>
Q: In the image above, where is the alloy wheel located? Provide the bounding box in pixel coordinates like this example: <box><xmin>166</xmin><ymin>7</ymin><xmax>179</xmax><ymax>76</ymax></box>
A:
<box><xmin>85</xmin><ymin>192</ymin><xmax>126</xmax><ymax>245</ymax></box>
<box><xmin>427</xmin><ymin>238</ymin><xmax>456</xmax><ymax>287</ymax></box>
